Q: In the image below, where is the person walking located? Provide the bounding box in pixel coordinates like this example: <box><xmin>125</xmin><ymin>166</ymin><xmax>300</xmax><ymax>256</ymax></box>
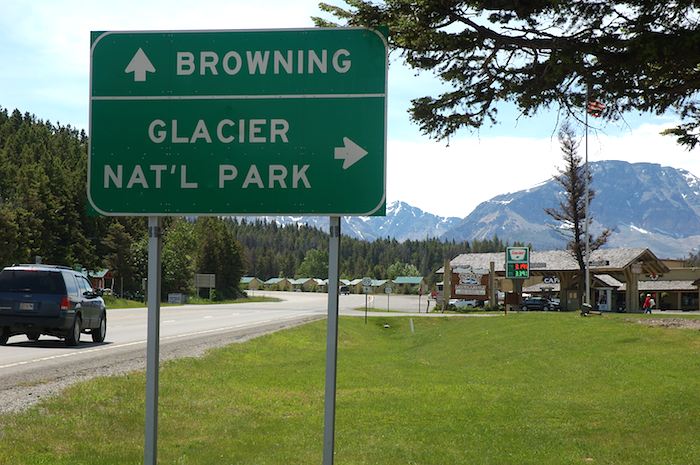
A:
<box><xmin>642</xmin><ymin>294</ymin><xmax>652</xmax><ymax>314</ymax></box>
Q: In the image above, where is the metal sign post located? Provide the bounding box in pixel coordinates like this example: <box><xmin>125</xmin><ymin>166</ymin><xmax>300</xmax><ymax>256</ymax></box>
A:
<box><xmin>323</xmin><ymin>216</ymin><xmax>341</xmax><ymax>465</ymax></box>
<box><xmin>365</xmin><ymin>293</ymin><xmax>368</xmax><ymax>324</ymax></box>
<box><xmin>144</xmin><ymin>217</ymin><xmax>162</xmax><ymax>465</ymax></box>
<box><xmin>362</xmin><ymin>277</ymin><xmax>371</xmax><ymax>324</ymax></box>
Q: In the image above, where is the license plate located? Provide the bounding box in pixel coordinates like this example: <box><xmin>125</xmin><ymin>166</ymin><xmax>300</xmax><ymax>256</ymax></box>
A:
<box><xmin>19</xmin><ymin>302</ymin><xmax>34</xmax><ymax>311</ymax></box>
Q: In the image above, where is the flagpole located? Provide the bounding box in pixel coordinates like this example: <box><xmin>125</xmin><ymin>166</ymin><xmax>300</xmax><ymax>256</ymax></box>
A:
<box><xmin>584</xmin><ymin>84</ymin><xmax>591</xmax><ymax>308</ymax></box>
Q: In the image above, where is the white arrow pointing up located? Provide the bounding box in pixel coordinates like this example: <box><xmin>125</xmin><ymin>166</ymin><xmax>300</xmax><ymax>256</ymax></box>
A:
<box><xmin>334</xmin><ymin>137</ymin><xmax>368</xmax><ymax>170</ymax></box>
<box><xmin>125</xmin><ymin>48</ymin><xmax>155</xmax><ymax>82</ymax></box>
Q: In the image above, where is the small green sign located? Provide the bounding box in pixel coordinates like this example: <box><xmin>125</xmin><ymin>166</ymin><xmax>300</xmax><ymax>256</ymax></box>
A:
<box><xmin>505</xmin><ymin>247</ymin><xmax>530</xmax><ymax>279</ymax></box>
<box><xmin>88</xmin><ymin>28</ymin><xmax>387</xmax><ymax>216</ymax></box>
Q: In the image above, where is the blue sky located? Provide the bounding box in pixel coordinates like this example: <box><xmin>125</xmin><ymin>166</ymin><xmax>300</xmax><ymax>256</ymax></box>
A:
<box><xmin>1</xmin><ymin>0</ymin><xmax>697</xmax><ymax>217</ymax></box>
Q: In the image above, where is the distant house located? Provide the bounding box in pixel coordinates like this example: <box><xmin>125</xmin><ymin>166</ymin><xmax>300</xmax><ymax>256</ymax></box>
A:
<box><xmin>290</xmin><ymin>278</ymin><xmax>322</xmax><ymax>292</ymax></box>
<box><xmin>370</xmin><ymin>279</ymin><xmax>392</xmax><ymax>294</ymax></box>
<box><xmin>264</xmin><ymin>277</ymin><xmax>291</xmax><ymax>291</ymax></box>
<box><xmin>240</xmin><ymin>277</ymin><xmax>263</xmax><ymax>290</ymax></box>
<box><xmin>348</xmin><ymin>278</ymin><xmax>363</xmax><ymax>293</ymax></box>
<box><xmin>88</xmin><ymin>269</ymin><xmax>114</xmax><ymax>291</ymax></box>
<box><xmin>393</xmin><ymin>276</ymin><xmax>426</xmax><ymax>294</ymax></box>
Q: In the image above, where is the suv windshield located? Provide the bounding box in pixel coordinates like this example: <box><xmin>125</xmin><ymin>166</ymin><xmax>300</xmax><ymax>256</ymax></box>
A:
<box><xmin>0</xmin><ymin>270</ymin><xmax>66</xmax><ymax>294</ymax></box>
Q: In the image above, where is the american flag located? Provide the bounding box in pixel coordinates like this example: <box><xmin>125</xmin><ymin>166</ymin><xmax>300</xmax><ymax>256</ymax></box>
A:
<box><xmin>587</xmin><ymin>100</ymin><xmax>605</xmax><ymax>117</ymax></box>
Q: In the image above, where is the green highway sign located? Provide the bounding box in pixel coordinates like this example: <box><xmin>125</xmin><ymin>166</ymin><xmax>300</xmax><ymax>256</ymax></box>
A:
<box><xmin>505</xmin><ymin>246</ymin><xmax>530</xmax><ymax>279</ymax></box>
<box><xmin>88</xmin><ymin>28</ymin><xmax>387</xmax><ymax>216</ymax></box>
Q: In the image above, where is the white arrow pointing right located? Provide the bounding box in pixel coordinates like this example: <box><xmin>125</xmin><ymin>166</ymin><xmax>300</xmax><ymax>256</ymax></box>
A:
<box><xmin>334</xmin><ymin>137</ymin><xmax>368</xmax><ymax>170</ymax></box>
<box><xmin>125</xmin><ymin>48</ymin><xmax>156</xmax><ymax>82</ymax></box>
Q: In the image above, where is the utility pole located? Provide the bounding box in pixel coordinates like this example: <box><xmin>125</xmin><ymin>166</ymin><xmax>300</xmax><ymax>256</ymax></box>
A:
<box><xmin>584</xmin><ymin>84</ymin><xmax>591</xmax><ymax>309</ymax></box>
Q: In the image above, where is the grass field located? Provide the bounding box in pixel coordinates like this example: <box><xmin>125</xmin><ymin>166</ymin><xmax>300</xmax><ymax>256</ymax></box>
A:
<box><xmin>1</xmin><ymin>313</ymin><xmax>698</xmax><ymax>465</ymax></box>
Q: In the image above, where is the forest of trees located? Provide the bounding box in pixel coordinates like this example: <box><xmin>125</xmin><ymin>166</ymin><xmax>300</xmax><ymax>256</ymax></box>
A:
<box><xmin>230</xmin><ymin>218</ymin><xmax>517</xmax><ymax>282</ymax></box>
<box><xmin>0</xmin><ymin>106</ymin><xmax>518</xmax><ymax>299</ymax></box>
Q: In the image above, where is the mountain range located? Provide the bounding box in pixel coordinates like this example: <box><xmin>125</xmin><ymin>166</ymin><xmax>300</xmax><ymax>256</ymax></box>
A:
<box><xmin>238</xmin><ymin>200</ymin><xmax>462</xmax><ymax>242</ymax></box>
<box><xmin>240</xmin><ymin>160</ymin><xmax>700</xmax><ymax>259</ymax></box>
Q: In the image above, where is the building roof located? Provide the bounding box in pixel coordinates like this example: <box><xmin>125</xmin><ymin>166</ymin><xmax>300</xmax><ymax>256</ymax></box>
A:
<box><xmin>393</xmin><ymin>276</ymin><xmax>424</xmax><ymax>285</ymax></box>
<box><xmin>594</xmin><ymin>274</ymin><xmax>624</xmax><ymax>288</ymax></box>
<box><xmin>440</xmin><ymin>248</ymin><xmax>669</xmax><ymax>274</ymax></box>
<box><xmin>89</xmin><ymin>269</ymin><xmax>111</xmax><ymax>278</ymax></box>
<box><xmin>264</xmin><ymin>277</ymin><xmax>288</xmax><ymax>284</ymax></box>
<box><xmin>240</xmin><ymin>276</ymin><xmax>260</xmax><ymax>284</ymax></box>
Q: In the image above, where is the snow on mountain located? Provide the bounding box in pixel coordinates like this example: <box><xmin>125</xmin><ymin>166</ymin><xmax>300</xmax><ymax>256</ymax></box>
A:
<box><xmin>235</xmin><ymin>201</ymin><xmax>462</xmax><ymax>242</ymax></box>
<box><xmin>440</xmin><ymin>160</ymin><xmax>700</xmax><ymax>258</ymax></box>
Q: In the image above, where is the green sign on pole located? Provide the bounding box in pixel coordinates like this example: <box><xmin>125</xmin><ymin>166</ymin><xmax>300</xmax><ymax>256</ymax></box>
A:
<box><xmin>88</xmin><ymin>28</ymin><xmax>387</xmax><ymax>216</ymax></box>
<box><xmin>506</xmin><ymin>246</ymin><xmax>530</xmax><ymax>279</ymax></box>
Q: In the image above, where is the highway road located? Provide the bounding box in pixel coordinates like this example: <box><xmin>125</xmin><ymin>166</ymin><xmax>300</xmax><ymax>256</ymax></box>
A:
<box><xmin>0</xmin><ymin>291</ymin><xmax>434</xmax><ymax>412</ymax></box>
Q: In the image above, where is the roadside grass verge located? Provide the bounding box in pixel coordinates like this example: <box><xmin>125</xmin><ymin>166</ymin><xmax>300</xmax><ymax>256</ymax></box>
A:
<box><xmin>0</xmin><ymin>313</ymin><xmax>699</xmax><ymax>464</ymax></box>
<box><xmin>102</xmin><ymin>295</ymin><xmax>148</xmax><ymax>309</ymax></box>
<box><xmin>104</xmin><ymin>295</ymin><xmax>281</xmax><ymax>309</ymax></box>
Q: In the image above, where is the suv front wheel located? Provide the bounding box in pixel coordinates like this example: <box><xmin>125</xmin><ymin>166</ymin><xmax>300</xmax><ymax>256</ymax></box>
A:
<box><xmin>65</xmin><ymin>316</ymin><xmax>82</xmax><ymax>347</ymax></box>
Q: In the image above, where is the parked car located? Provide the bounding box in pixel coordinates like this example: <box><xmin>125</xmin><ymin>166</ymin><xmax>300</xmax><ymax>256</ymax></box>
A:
<box><xmin>0</xmin><ymin>264</ymin><xmax>107</xmax><ymax>346</ymax></box>
<box><xmin>520</xmin><ymin>296</ymin><xmax>554</xmax><ymax>311</ymax></box>
<box><xmin>339</xmin><ymin>285</ymin><xmax>350</xmax><ymax>295</ymax></box>
<box><xmin>449</xmin><ymin>299</ymin><xmax>481</xmax><ymax>309</ymax></box>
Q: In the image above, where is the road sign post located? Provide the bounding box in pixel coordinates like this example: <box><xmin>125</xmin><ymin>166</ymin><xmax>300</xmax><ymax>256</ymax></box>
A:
<box><xmin>323</xmin><ymin>217</ymin><xmax>341</xmax><ymax>465</ymax></box>
<box><xmin>362</xmin><ymin>277</ymin><xmax>372</xmax><ymax>323</ymax></box>
<box><xmin>144</xmin><ymin>217</ymin><xmax>162</xmax><ymax>465</ymax></box>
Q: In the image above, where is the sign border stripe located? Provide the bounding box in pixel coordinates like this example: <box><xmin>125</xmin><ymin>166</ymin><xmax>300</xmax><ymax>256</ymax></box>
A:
<box><xmin>92</xmin><ymin>93</ymin><xmax>386</xmax><ymax>101</ymax></box>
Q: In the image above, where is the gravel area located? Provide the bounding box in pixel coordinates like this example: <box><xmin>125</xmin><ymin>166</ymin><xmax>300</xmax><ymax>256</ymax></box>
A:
<box><xmin>633</xmin><ymin>317</ymin><xmax>700</xmax><ymax>330</ymax></box>
<box><xmin>0</xmin><ymin>315</ymin><xmax>322</xmax><ymax>415</ymax></box>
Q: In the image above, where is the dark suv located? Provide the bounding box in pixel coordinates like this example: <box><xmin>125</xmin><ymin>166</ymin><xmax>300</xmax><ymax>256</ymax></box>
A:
<box><xmin>0</xmin><ymin>265</ymin><xmax>107</xmax><ymax>346</ymax></box>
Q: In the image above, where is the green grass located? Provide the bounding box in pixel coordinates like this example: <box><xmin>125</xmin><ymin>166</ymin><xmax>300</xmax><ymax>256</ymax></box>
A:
<box><xmin>102</xmin><ymin>295</ymin><xmax>147</xmax><ymax>309</ymax></box>
<box><xmin>1</xmin><ymin>313</ymin><xmax>699</xmax><ymax>465</ymax></box>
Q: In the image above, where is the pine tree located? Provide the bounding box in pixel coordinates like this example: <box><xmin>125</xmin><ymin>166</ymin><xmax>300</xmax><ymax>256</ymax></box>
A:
<box><xmin>544</xmin><ymin>122</ymin><xmax>611</xmax><ymax>303</ymax></box>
